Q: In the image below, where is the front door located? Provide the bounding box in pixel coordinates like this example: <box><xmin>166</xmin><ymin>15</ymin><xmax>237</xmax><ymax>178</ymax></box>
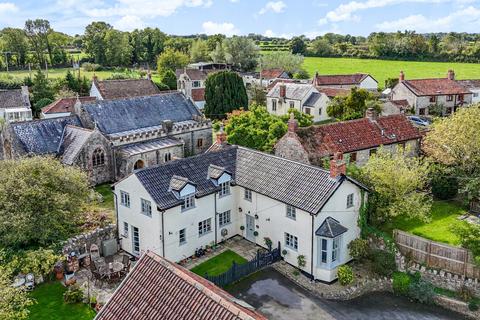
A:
<box><xmin>245</xmin><ymin>215</ymin><xmax>255</xmax><ymax>242</ymax></box>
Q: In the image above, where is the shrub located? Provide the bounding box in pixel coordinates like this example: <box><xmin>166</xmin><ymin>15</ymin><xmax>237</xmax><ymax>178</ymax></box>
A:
<box><xmin>348</xmin><ymin>239</ymin><xmax>370</xmax><ymax>260</ymax></box>
<box><xmin>392</xmin><ymin>272</ymin><xmax>411</xmax><ymax>295</ymax></box>
<box><xmin>370</xmin><ymin>249</ymin><xmax>396</xmax><ymax>277</ymax></box>
<box><xmin>337</xmin><ymin>265</ymin><xmax>354</xmax><ymax>286</ymax></box>
<box><xmin>297</xmin><ymin>255</ymin><xmax>306</xmax><ymax>268</ymax></box>
<box><xmin>468</xmin><ymin>300</ymin><xmax>479</xmax><ymax>311</ymax></box>
<box><xmin>408</xmin><ymin>279</ymin><xmax>436</xmax><ymax>304</ymax></box>
<box><xmin>431</xmin><ymin>176</ymin><xmax>458</xmax><ymax>200</ymax></box>
<box><xmin>456</xmin><ymin>285</ymin><xmax>474</xmax><ymax>302</ymax></box>
<box><xmin>81</xmin><ymin>62</ymin><xmax>101</xmax><ymax>72</ymax></box>
<box><xmin>106</xmin><ymin>73</ymin><xmax>131</xmax><ymax>80</ymax></box>
<box><xmin>263</xmin><ymin>237</ymin><xmax>272</xmax><ymax>250</ymax></box>
<box><xmin>63</xmin><ymin>285</ymin><xmax>84</xmax><ymax>303</ymax></box>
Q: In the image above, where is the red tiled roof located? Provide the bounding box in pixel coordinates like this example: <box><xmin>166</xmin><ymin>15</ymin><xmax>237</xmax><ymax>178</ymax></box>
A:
<box><xmin>402</xmin><ymin>78</ymin><xmax>471</xmax><ymax>96</ymax></box>
<box><xmin>260</xmin><ymin>68</ymin><xmax>287</xmax><ymax>80</ymax></box>
<box><xmin>42</xmin><ymin>97</ymin><xmax>96</xmax><ymax>114</ymax></box>
<box><xmin>191</xmin><ymin>88</ymin><xmax>205</xmax><ymax>101</ymax></box>
<box><xmin>94</xmin><ymin>78</ymin><xmax>160</xmax><ymax>100</ymax></box>
<box><xmin>314</xmin><ymin>73</ymin><xmax>371</xmax><ymax>86</ymax></box>
<box><xmin>317</xmin><ymin>87</ymin><xmax>350</xmax><ymax>98</ymax></box>
<box><xmin>266</xmin><ymin>78</ymin><xmax>297</xmax><ymax>91</ymax></box>
<box><xmin>389</xmin><ymin>99</ymin><xmax>409</xmax><ymax>107</ymax></box>
<box><xmin>95</xmin><ymin>251</ymin><xmax>266</xmax><ymax>320</ymax></box>
<box><xmin>296</xmin><ymin>114</ymin><xmax>422</xmax><ymax>157</ymax></box>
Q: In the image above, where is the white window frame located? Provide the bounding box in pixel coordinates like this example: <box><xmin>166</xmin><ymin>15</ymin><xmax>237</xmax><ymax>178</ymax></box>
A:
<box><xmin>192</xmin><ymin>80</ymin><xmax>201</xmax><ymax>88</ymax></box>
<box><xmin>123</xmin><ymin>222</ymin><xmax>129</xmax><ymax>238</ymax></box>
<box><xmin>332</xmin><ymin>236</ymin><xmax>340</xmax><ymax>262</ymax></box>
<box><xmin>140</xmin><ymin>198</ymin><xmax>152</xmax><ymax>217</ymax></box>
<box><xmin>198</xmin><ymin>218</ymin><xmax>212</xmax><ymax>237</ymax></box>
<box><xmin>181</xmin><ymin>194</ymin><xmax>195</xmax><ymax>211</ymax></box>
<box><xmin>120</xmin><ymin>191</ymin><xmax>130</xmax><ymax>208</ymax></box>
<box><xmin>272</xmin><ymin>99</ymin><xmax>277</xmax><ymax>111</ymax></box>
<box><xmin>219</xmin><ymin>181</ymin><xmax>230</xmax><ymax>197</ymax></box>
<box><xmin>286</xmin><ymin>205</ymin><xmax>296</xmax><ymax>220</ymax></box>
<box><xmin>244</xmin><ymin>188</ymin><xmax>252</xmax><ymax>201</ymax></box>
<box><xmin>132</xmin><ymin>226</ymin><xmax>140</xmax><ymax>256</ymax></box>
<box><xmin>289</xmin><ymin>101</ymin><xmax>295</xmax><ymax>108</ymax></box>
<box><xmin>320</xmin><ymin>238</ymin><xmax>328</xmax><ymax>263</ymax></box>
<box><xmin>346</xmin><ymin>193</ymin><xmax>354</xmax><ymax>208</ymax></box>
<box><xmin>179</xmin><ymin>228</ymin><xmax>186</xmax><ymax>245</ymax></box>
<box><xmin>219</xmin><ymin>210</ymin><xmax>231</xmax><ymax>227</ymax></box>
<box><xmin>285</xmin><ymin>232</ymin><xmax>298</xmax><ymax>251</ymax></box>
<box><xmin>317</xmin><ymin>235</ymin><xmax>343</xmax><ymax>269</ymax></box>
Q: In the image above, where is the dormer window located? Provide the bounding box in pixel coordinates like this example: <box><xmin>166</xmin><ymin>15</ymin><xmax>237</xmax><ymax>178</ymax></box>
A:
<box><xmin>219</xmin><ymin>181</ymin><xmax>230</xmax><ymax>197</ymax></box>
<box><xmin>169</xmin><ymin>175</ymin><xmax>197</xmax><ymax>211</ymax></box>
<box><xmin>208</xmin><ymin>164</ymin><xmax>232</xmax><ymax>197</ymax></box>
<box><xmin>181</xmin><ymin>194</ymin><xmax>195</xmax><ymax>211</ymax></box>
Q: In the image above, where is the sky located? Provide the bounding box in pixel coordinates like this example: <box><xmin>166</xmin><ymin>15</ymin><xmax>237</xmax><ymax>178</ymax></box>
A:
<box><xmin>0</xmin><ymin>0</ymin><xmax>480</xmax><ymax>37</ymax></box>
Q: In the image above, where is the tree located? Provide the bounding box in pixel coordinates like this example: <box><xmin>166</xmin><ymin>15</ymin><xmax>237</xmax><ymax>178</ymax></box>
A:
<box><xmin>0</xmin><ymin>269</ymin><xmax>33</xmax><ymax>320</ymax></box>
<box><xmin>83</xmin><ymin>22</ymin><xmax>112</xmax><ymax>65</ymax></box>
<box><xmin>130</xmin><ymin>27</ymin><xmax>166</xmax><ymax>65</ymax></box>
<box><xmin>326</xmin><ymin>87</ymin><xmax>380</xmax><ymax>121</ymax></box>
<box><xmin>280</xmin><ymin>108</ymin><xmax>313</xmax><ymax>127</ymax></box>
<box><xmin>31</xmin><ymin>70</ymin><xmax>53</xmax><ymax>110</ymax></box>
<box><xmin>310</xmin><ymin>38</ymin><xmax>333</xmax><ymax>56</ymax></box>
<box><xmin>359</xmin><ymin>147</ymin><xmax>432</xmax><ymax>225</ymax></box>
<box><xmin>24</xmin><ymin>19</ymin><xmax>53</xmax><ymax>65</ymax></box>
<box><xmin>204</xmin><ymin>71</ymin><xmax>248</xmax><ymax>119</ymax></box>
<box><xmin>290</xmin><ymin>36</ymin><xmax>306</xmax><ymax>55</ymax></box>
<box><xmin>225</xmin><ymin>104</ymin><xmax>287</xmax><ymax>152</ymax></box>
<box><xmin>223</xmin><ymin>37</ymin><xmax>259</xmax><ymax>71</ymax></box>
<box><xmin>210</xmin><ymin>42</ymin><xmax>226</xmax><ymax>63</ymax></box>
<box><xmin>104</xmin><ymin>29</ymin><xmax>132</xmax><ymax>66</ymax></box>
<box><xmin>190</xmin><ymin>39</ymin><xmax>210</xmax><ymax>63</ymax></box>
<box><xmin>0</xmin><ymin>157</ymin><xmax>90</xmax><ymax>248</ymax></box>
<box><xmin>258</xmin><ymin>51</ymin><xmax>304</xmax><ymax>74</ymax></box>
<box><xmin>160</xmin><ymin>69</ymin><xmax>177</xmax><ymax>90</ymax></box>
<box><xmin>0</xmin><ymin>28</ymin><xmax>29</xmax><ymax>66</ymax></box>
<box><xmin>65</xmin><ymin>70</ymin><xmax>79</xmax><ymax>92</ymax></box>
<box><xmin>453</xmin><ymin>223</ymin><xmax>480</xmax><ymax>265</ymax></box>
<box><xmin>247</xmin><ymin>83</ymin><xmax>266</xmax><ymax>106</ymax></box>
<box><xmin>156</xmin><ymin>48</ymin><xmax>189</xmax><ymax>74</ymax></box>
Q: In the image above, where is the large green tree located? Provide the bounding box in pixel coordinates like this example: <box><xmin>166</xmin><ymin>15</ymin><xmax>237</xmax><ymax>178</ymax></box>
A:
<box><xmin>0</xmin><ymin>157</ymin><xmax>90</xmax><ymax>248</ymax></box>
<box><xmin>24</xmin><ymin>19</ymin><xmax>52</xmax><ymax>65</ymax></box>
<box><xmin>31</xmin><ymin>70</ymin><xmax>53</xmax><ymax>116</ymax></box>
<box><xmin>290</xmin><ymin>36</ymin><xmax>306</xmax><ymax>55</ymax></box>
<box><xmin>0</xmin><ymin>28</ymin><xmax>29</xmax><ymax>67</ymax></box>
<box><xmin>190</xmin><ymin>39</ymin><xmax>210</xmax><ymax>62</ymax></box>
<box><xmin>204</xmin><ymin>71</ymin><xmax>248</xmax><ymax>119</ymax></box>
<box><xmin>83</xmin><ymin>22</ymin><xmax>112</xmax><ymax>65</ymax></box>
<box><xmin>130</xmin><ymin>27</ymin><xmax>166</xmax><ymax>65</ymax></box>
<box><xmin>223</xmin><ymin>37</ymin><xmax>259</xmax><ymax>71</ymax></box>
<box><xmin>258</xmin><ymin>51</ymin><xmax>304</xmax><ymax>74</ymax></box>
<box><xmin>327</xmin><ymin>87</ymin><xmax>380</xmax><ymax>121</ymax></box>
<box><xmin>104</xmin><ymin>29</ymin><xmax>132</xmax><ymax>66</ymax></box>
<box><xmin>156</xmin><ymin>48</ymin><xmax>189</xmax><ymax>74</ymax></box>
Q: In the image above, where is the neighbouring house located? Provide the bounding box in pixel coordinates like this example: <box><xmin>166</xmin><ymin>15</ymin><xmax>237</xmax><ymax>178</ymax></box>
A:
<box><xmin>457</xmin><ymin>79</ymin><xmax>480</xmax><ymax>104</ymax></box>
<box><xmin>1</xmin><ymin>92</ymin><xmax>212</xmax><ymax>185</ymax></box>
<box><xmin>275</xmin><ymin>109</ymin><xmax>422</xmax><ymax>167</ymax></box>
<box><xmin>90</xmin><ymin>76</ymin><xmax>160</xmax><ymax>100</ymax></box>
<box><xmin>188</xmin><ymin>62</ymin><xmax>230</xmax><ymax>71</ymax></box>
<box><xmin>313</xmin><ymin>72</ymin><xmax>378</xmax><ymax>91</ymax></box>
<box><xmin>390</xmin><ymin>70</ymin><xmax>472</xmax><ymax>116</ymax></box>
<box><xmin>176</xmin><ymin>68</ymin><xmax>211</xmax><ymax>110</ymax></box>
<box><xmin>242</xmin><ymin>69</ymin><xmax>290</xmax><ymax>88</ymax></box>
<box><xmin>381</xmin><ymin>99</ymin><xmax>409</xmax><ymax>116</ymax></box>
<box><xmin>113</xmin><ymin>142</ymin><xmax>368</xmax><ymax>282</ymax></box>
<box><xmin>41</xmin><ymin>96</ymin><xmax>96</xmax><ymax>119</ymax></box>
<box><xmin>266</xmin><ymin>82</ymin><xmax>335</xmax><ymax>122</ymax></box>
<box><xmin>94</xmin><ymin>250</ymin><xmax>267</xmax><ymax>320</ymax></box>
<box><xmin>0</xmin><ymin>87</ymin><xmax>32</xmax><ymax>123</ymax></box>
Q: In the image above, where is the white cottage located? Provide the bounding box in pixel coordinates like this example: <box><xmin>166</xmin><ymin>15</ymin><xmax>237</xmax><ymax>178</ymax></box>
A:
<box><xmin>113</xmin><ymin>144</ymin><xmax>367</xmax><ymax>282</ymax></box>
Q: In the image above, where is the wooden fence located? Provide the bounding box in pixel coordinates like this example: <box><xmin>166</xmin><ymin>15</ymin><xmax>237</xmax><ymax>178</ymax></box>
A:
<box><xmin>205</xmin><ymin>243</ymin><xmax>282</xmax><ymax>287</ymax></box>
<box><xmin>394</xmin><ymin>229</ymin><xmax>480</xmax><ymax>279</ymax></box>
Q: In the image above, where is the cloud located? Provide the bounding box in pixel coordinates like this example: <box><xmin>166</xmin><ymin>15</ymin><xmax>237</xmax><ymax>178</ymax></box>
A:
<box><xmin>376</xmin><ymin>6</ymin><xmax>480</xmax><ymax>32</ymax></box>
<box><xmin>115</xmin><ymin>15</ymin><xmax>145</xmax><ymax>31</ymax></box>
<box><xmin>0</xmin><ymin>2</ymin><xmax>18</xmax><ymax>14</ymax></box>
<box><xmin>202</xmin><ymin>21</ymin><xmax>239</xmax><ymax>36</ymax></box>
<box><xmin>263</xmin><ymin>29</ymin><xmax>293</xmax><ymax>39</ymax></box>
<box><xmin>259</xmin><ymin>1</ymin><xmax>286</xmax><ymax>15</ymax></box>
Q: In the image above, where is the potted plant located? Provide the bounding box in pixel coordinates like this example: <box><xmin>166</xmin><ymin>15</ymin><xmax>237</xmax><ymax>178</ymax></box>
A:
<box><xmin>282</xmin><ymin>249</ymin><xmax>288</xmax><ymax>256</ymax></box>
<box><xmin>297</xmin><ymin>255</ymin><xmax>306</xmax><ymax>269</ymax></box>
<box><xmin>90</xmin><ymin>296</ymin><xmax>97</xmax><ymax>308</ymax></box>
<box><xmin>253</xmin><ymin>231</ymin><xmax>259</xmax><ymax>237</ymax></box>
<box><xmin>240</xmin><ymin>225</ymin><xmax>245</xmax><ymax>231</ymax></box>
<box><xmin>54</xmin><ymin>261</ymin><xmax>64</xmax><ymax>280</ymax></box>
<box><xmin>264</xmin><ymin>237</ymin><xmax>273</xmax><ymax>251</ymax></box>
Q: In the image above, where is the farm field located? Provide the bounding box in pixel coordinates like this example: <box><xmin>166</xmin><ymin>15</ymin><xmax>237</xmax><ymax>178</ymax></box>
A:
<box><xmin>302</xmin><ymin>57</ymin><xmax>480</xmax><ymax>88</ymax></box>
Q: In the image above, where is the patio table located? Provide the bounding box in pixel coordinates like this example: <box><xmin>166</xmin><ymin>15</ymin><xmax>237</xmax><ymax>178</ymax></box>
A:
<box><xmin>100</xmin><ymin>261</ymin><xmax>124</xmax><ymax>280</ymax></box>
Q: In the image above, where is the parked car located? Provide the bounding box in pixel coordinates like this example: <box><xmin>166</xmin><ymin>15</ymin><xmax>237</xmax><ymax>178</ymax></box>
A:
<box><xmin>408</xmin><ymin>116</ymin><xmax>430</xmax><ymax>127</ymax></box>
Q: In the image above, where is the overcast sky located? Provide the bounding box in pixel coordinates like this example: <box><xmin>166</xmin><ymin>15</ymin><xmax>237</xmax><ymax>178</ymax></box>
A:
<box><xmin>0</xmin><ymin>0</ymin><xmax>479</xmax><ymax>37</ymax></box>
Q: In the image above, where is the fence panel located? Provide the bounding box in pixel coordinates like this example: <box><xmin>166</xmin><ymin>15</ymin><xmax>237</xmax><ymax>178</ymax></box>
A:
<box><xmin>394</xmin><ymin>229</ymin><xmax>480</xmax><ymax>279</ymax></box>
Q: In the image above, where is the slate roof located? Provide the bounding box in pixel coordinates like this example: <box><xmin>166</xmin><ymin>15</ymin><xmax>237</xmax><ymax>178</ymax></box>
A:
<box><xmin>0</xmin><ymin>89</ymin><xmax>29</xmax><ymax>109</ymax></box>
<box><xmin>95</xmin><ymin>251</ymin><xmax>266</xmax><ymax>320</ymax></box>
<box><xmin>315</xmin><ymin>217</ymin><xmax>348</xmax><ymax>238</ymax></box>
<box><xmin>295</xmin><ymin>114</ymin><xmax>422</xmax><ymax>157</ymax></box>
<box><xmin>402</xmin><ymin>78</ymin><xmax>470</xmax><ymax>96</ymax></box>
<box><xmin>9</xmin><ymin>116</ymin><xmax>82</xmax><ymax>155</ymax></box>
<box><xmin>457</xmin><ymin>79</ymin><xmax>480</xmax><ymax>90</ymax></box>
<box><xmin>169</xmin><ymin>175</ymin><xmax>192</xmax><ymax>192</ymax></box>
<box><xmin>42</xmin><ymin>97</ymin><xmax>96</xmax><ymax>114</ymax></box>
<box><xmin>314</xmin><ymin>73</ymin><xmax>374</xmax><ymax>86</ymax></box>
<box><xmin>59</xmin><ymin>125</ymin><xmax>93</xmax><ymax>165</ymax></box>
<box><xmin>120</xmin><ymin>137</ymin><xmax>183</xmax><ymax>157</ymax></box>
<box><xmin>134</xmin><ymin>145</ymin><xmax>352</xmax><ymax>214</ymax></box>
<box><xmin>93</xmin><ymin>78</ymin><xmax>160</xmax><ymax>100</ymax></box>
<box><xmin>82</xmin><ymin>93</ymin><xmax>202</xmax><ymax>135</ymax></box>
<box><xmin>208</xmin><ymin>164</ymin><xmax>229</xmax><ymax>179</ymax></box>
<box><xmin>267</xmin><ymin>82</ymin><xmax>313</xmax><ymax>100</ymax></box>
<box><xmin>304</xmin><ymin>92</ymin><xmax>321</xmax><ymax>107</ymax></box>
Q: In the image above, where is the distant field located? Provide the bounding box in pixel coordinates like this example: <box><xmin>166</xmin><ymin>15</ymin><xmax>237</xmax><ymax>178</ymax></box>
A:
<box><xmin>1</xmin><ymin>68</ymin><xmax>117</xmax><ymax>80</ymax></box>
<box><xmin>302</xmin><ymin>57</ymin><xmax>480</xmax><ymax>88</ymax></box>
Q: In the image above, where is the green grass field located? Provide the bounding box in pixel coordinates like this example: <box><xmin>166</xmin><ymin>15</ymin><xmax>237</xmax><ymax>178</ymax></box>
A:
<box><xmin>302</xmin><ymin>57</ymin><xmax>480</xmax><ymax>88</ymax></box>
<box><xmin>0</xmin><ymin>68</ymin><xmax>117</xmax><ymax>81</ymax></box>
<box><xmin>382</xmin><ymin>201</ymin><xmax>468</xmax><ymax>245</ymax></box>
<box><xmin>190</xmin><ymin>250</ymin><xmax>248</xmax><ymax>277</ymax></box>
<box><xmin>28</xmin><ymin>282</ymin><xmax>95</xmax><ymax>320</ymax></box>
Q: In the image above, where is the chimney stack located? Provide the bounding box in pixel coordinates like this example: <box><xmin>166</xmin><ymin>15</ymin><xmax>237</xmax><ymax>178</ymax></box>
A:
<box><xmin>399</xmin><ymin>70</ymin><xmax>405</xmax><ymax>83</ymax></box>
<box><xmin>216</xmin><ymin>126</ymin><xmax>227</xmax><ymax>145</ymax></box>
<box><xmin>330</xmin><ymin>152</ymin><xmax>346</xmax><ymax>179</ymax></box>
<box><xmin>313</xmin><ymin>71</ymin><xmax>319</xmax><ymax>86</ymax></box>
<box><xmin>447</xmin><ymin>69</ymin><xmax>455</xmax><ymax>80</ymax></box>
<box><xmin>287</xmin><ymin>112</ymin><xmax>298</xmax><ymax>133</ymax></box>
<box><xmin>279</xmin><ymin>83</ymin><xmax>286</xmax><ymax>98</ymax></box>
<box><xmin>365</xmin><ymin>107</ymin><xmax>377</xmax><ymax>121</ymax></box>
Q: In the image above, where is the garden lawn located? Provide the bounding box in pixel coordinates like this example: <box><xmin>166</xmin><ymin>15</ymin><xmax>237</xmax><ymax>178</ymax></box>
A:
<box><xmin>28</xmin><ymin>282</ymin><xmax>95</xmax><ymax>320</ymax></box>
<box><xmin>1</xmin><ymin>68</ymin><xmax>117</xmax><ymax>80</ymax></box>
<box><xmin>190</xmin><ymin>250</ymin><xmax>248</xmax><ymax>277</ymax></box>
<box><xmin>383</xmin><ymin>201</ymin><xmax>468</xmax><ymax>246</ymax></box>
<box><xmin>94</xmin><ymin>183</ymin><xmax>114</xmax><ymax>211</ymax></box>
<box><xmin>302</xmin><ymin>57</ymin><xmax>480</xmax><ymax>88</ymax></box>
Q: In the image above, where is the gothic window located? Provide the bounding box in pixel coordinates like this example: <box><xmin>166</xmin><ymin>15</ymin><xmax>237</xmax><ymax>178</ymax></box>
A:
<box><xmin>164</xmin><ymin>152</ymin><xmax>172</xmax><ymax>162</ymax></box>
<box><xmin>92</xmin><ymin>148</ymin><xmax>105</xmax><ymax>167</ymax></box>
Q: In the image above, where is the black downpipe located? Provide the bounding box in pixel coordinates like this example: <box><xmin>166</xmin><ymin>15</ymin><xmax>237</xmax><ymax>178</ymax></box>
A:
<box><xmin>214</xmin><ymin>193</ymin><xmax>218</xmax><ymax>244</ymax></box>
<box><xmin>311</xmin><ymin>214</ymin><xmax>315</xmax><ymax>279</ymax></box>
<box><xmin>160</xmin><ymin>208</ymin><xmax>166</xmax><ymax>258</ymax></box>
<box><xmin>112</xmin><ymin>186</ymin><xmax>119</xmax><ymax>240</ymax></box>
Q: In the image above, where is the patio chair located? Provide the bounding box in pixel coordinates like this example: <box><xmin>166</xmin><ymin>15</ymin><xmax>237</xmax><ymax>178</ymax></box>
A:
<box><xmin>25</xmin><ymin>273</ymin><xmax>35</xmax><ymax>291</ymax></box>
<box><xmin>104</xmin><ymin>255</ymin><xmax>114</xmax><ymax>264</ymax></box>
<box><xmin>120</xmin><ymin>255</ymin><xmax>131</xmax><ymax>276</ymax></box>
<box><xmin>90</xmin><ymin>244</ymin><xmax>100</xmax><ymax>260</ymax></box>
<box><xmin>92</xmin><ymin>270</ymin><xmax>106</xmax><ymax>287</ymax></box>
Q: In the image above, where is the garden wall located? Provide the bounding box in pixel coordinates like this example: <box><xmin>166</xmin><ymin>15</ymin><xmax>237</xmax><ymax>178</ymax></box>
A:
<box><xmin>394</xmin><ymin>229</ymin><xmax>480</xmax><ymax>279</ymax></box>
<box><xmin>62</xmin><ymin>224</ymin><xmax>117</xmax><ymax>257</ymax></box>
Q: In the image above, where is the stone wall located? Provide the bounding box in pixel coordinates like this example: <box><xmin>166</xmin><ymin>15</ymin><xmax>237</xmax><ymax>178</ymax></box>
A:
<box><xmin>62</xmin><ymin>224</ymin><xmax>117</xmax><ymax>256</ymax></box>
<box><xmin>434</xmin><ymin>296</ymin><xmax>480</xmax><ymax>320</ymax></box>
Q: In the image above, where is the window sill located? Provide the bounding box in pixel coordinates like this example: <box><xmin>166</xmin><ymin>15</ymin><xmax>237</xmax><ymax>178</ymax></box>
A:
<box><xmin>219</xmin><ymin>222</ymin><xmax>232</xmax><ymax>228</ymax></box>
<box><xmin>179</xmin><ymin>241</ymin><xmax>187</xmax><ymax>246</ymax></box>
<box><xmin>285</xmin><ymin>246</ymin><xmax>298</xmax><ymax>252</ymax></box>
<box><xmin>286</xmin><ymin>216</ymin><xmax>296</xmax><ymax>221</ymax></box>
<box><xmin>181</xmin><ymin>206</ymin><xmax>196</xmax><ymax>212</ymax></box>
<box><xmin>140</xmin><ymin>212</ymin><xmax>152</xmax><ymax>218</ymax></box>
<box><xmin>199</xmin><ymin>230</ymin><xmax>212</xmax><ymax>237</ymax></box>
<box><xmin>219</xmin><ymin>193</ymin><xmax>231</xmax><ymax>199</ymax></box>
<box><xmin>244</xmin><ymin>198</ymin><xmax>252</xmax><ymax>202</ymax></box>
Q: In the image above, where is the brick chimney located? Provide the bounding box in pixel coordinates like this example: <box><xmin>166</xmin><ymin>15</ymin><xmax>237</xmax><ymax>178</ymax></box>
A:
<box><xmin>216</xmin><ymin>127</ymin><xmax>227</xmax><ymax>145</ymax></box>
<box><xmin>365</xmin><ymin>107</ymin><xmax>377</xmax><ymax>121</ymax></box>
<box><xmin>313</xmin><ymin>71</ymin><xmax>319</xmax><ymax>86</ymax></box>
<box><xmin>447</xmin><ymin>69</ymin><xmax>455</xmax><ymax>80</ymax></box>
<box><xmin>330</xmin><ymin>152</ymin><xmax>346</xmax><ymax>179</ymax></box>
<box><xmin>399</xmin><ymin>70</ymin><xmax>405</xmax><ymax>83</ymax></box>
<box><xmin>279</xmin><ymin>83</ymin><xmax>286</xmax><ymax>98</ymax></box>
<box><xmin>287</xmin><ymin>112</ymin><xmax>298</xmax><ymax>133</ymax></box>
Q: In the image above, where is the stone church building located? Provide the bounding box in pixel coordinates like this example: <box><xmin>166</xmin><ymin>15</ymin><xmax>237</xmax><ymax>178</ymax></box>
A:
<box><xmin>0</xmin><ymin>92</ymin><xmax>212</xmax><ymax>185</ymax></box>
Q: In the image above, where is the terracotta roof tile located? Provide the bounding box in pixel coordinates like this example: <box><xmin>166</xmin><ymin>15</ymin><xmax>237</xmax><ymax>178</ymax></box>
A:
<box><xmin>402</xmin><ymin>78</ymin><xmax>470</xmax><ymax>96</ymax></box>
<box><xmin>316</xmin><ymin>87</ymin><xmax>350</xmax><ymax>98</ymax></box>
<box><xmin>42</xmin><ymin>97</ymin><xmax>96</xmax><ymax>114</ymax></box>
<box><xmin>260</xmin><ymin>68</ymin><xmax>287</xmax><ymax>80</ymax></box>
<box><xmin>95</xmin><ymin>251</ymin><xmax>266</xmax><ymax>320</ymax></box>
<box><xmin>314</xmin><ymin>73</ymin><xmax>371</xmax><ymax>86</ymax></box>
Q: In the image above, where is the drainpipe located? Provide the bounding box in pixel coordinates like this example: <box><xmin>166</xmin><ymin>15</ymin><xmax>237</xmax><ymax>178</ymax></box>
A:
<box><xmin>159</xmin><ymin>208</ymin><xmax>166</xmax><ymax>258</ymax></box>
<box><xmin>112</xmin><ymin>187</ymin><xmax>119</xmax><ymax>240</ymax></box>
<box><xmin>111</xmin><ymin>142</ymin><xmax>117</xmax><ymax>181</ymax></box>
<box><xmin>214</xmin><ymin>193</ymin><xmax>218</xmax><ymax>244</ymax></box>
<box><xmin>310</xmin><ymin>214</ymin><xmax>315</xmax><ymax>279</ymax></box>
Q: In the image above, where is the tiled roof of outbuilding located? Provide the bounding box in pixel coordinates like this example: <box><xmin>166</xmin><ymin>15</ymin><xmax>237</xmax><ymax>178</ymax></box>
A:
<box><xmin>315</xmin><ymin>217</ymin><xmax>348</xmax><ymax>238</ymax></box>
<box><xmin>10</xmin><ymin>116</ymin><xmax>82</xmax><ymax>155</ymax></box>
<box><xmin>135</xmin><ymin>145</ymin><xmax>349</xmax><ymax>214</ymax></box>
<box><xmin>317</xmin><ymin>87</ymin><xmax>350</xmax><ymax>98</ymax></box>
<box><xmin>94</xmin><ymin>78</ymin><xmax>160</xmax><ymax>99</ymax></box>
<box><xmin>314</xmin><ymin>73</ymin><xmax>374</xmax><ymax>86</ymax></box>
<box><xmin>260</xmin><ymin>68</ymin><xmax>288</xmax><ymax>80</ymax></box>
<box><xmin>42</xmin><ymin>97</ymin><xmax>96</xmax><ymax>114</ymax></box>
<box><xmin>267</xmin><ymin>82</ymin><xmax>312</xmax><ymax>100</ymax></box>
<box><xmin>82</xmin><ymin>92</ymin><xmax>201</xmax><ymax>135</ymax></box>
<box><xmin>95</xmin><ymin>251</ymin><xmax>266</xmax><ymax>320</ymax></box>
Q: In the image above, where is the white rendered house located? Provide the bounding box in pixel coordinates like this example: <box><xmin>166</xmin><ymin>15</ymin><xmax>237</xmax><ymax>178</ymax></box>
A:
<box><xmin>113</xmin><ymin>144</ymin><xmax>367</xmax><ymax>282</ymax></box>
